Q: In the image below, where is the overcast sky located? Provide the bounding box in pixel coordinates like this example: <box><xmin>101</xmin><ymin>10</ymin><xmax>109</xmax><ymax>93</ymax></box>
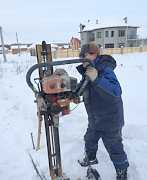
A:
<box><xmin>0</xmin><ymin>0</ymin><xmax>147</xmax><ymax>44</ymax></box>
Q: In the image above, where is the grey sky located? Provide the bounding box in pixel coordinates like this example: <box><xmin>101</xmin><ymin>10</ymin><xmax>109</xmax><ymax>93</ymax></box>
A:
<box><xmin>0</xmin><ymin>0</ymin><xmax>147</xmax><ymax>43</ymax></box>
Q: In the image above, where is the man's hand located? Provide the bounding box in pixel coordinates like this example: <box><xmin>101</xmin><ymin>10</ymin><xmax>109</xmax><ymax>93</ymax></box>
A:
<box><xmin>85</xmin><ymin>66</ymin><xmax>98</xmax><ymax>81</ymax></box>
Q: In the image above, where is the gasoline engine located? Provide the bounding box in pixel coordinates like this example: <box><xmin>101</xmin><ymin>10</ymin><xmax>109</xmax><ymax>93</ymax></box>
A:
<box><xmin>41</xmin><ymin>68</ymin><xmax>79</xmax><ymax>116</ymax></box>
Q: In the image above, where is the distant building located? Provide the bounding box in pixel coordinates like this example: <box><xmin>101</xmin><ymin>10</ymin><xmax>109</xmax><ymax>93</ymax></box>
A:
<box><xmin>80</xmin><ymin>25</ymin><xmax>139</xmax><ymax>48</ymax></box>
<box><xmin>10</xmin><ymin>44</ymin><xmax>31</xmax><ymax>54</ymax></box>
<box><xmin>51</xmin><ymin>43</ymin><xmax>69</xmax><ymax>49</ymax></box>
<box><xmin>69</xmin><ymin>37</ymin><xmax>80</xmax><ymax>50</ymax></box>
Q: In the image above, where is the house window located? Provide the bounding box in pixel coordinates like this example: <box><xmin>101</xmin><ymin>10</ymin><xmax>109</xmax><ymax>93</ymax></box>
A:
<box><xmin>111</xmin><ymin>31</ymin><xmax>114</xmax><ymax>37</ymax></box>
<box><xmin>96</xmin><ymin>32</ymin><xmax>101</xmax><ymax>38</ymax></box>
<box><xmin>105</xmin><ymin>31</ymin><xmax>109</xmax><ymax>37</ymax></box>
<box><xmin>89</xmin><ymin>33</ymin><xmax>95</xmax><ymax>41</ymax></box>
<box><xmin>119</xmin><ymin>43</ymin><xmax>125</xmax><ymax>48</ymax></box>
<box><xmin>118</xmin><ymin>30</ymin><xmax>125</xmax><ymax>37</ymax></box>
<box><xmin>105</xmin><ymin>44</ymin><xmax>114</xmax><ymax>48</ymax></box>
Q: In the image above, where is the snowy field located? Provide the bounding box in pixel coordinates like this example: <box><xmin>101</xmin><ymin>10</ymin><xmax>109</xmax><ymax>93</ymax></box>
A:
<box><xmin>0</xmin><ymin>52</ymin><xmax>147</xmax><ymax>180</ymax></box>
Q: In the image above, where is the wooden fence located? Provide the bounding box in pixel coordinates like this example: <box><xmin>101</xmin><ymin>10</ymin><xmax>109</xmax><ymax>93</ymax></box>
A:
<box><xmin>51</xmin><ymin>46</ymin><xmax>147</xmax><ymax>59</ymax></box>
<box><xmin>101</xmin><ymin>46</ymin><xmax>147</xmax><ymax>55</ymax></box>
<box><xmin>52</xmin><ymin>49</ymin><xmax>79</xmax><ymax>59</ymax></box>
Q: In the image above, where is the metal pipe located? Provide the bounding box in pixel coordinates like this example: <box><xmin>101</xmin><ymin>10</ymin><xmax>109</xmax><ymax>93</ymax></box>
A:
<box><xmin>26</xmin><ymin>58</ymin><xmax>85</xmax><ymax>93</ymax></box>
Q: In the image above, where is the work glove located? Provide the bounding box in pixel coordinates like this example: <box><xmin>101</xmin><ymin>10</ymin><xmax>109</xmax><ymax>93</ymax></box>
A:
<box><xmin>85</xmin><ymin>66</ymin><xmax>98</xmax><ymax>82</ymax></box>
<box><xmin>83</xmin><ymin>61</ymin><xmax>90</xmax><ymax>68</ymax></box>
<box><xmin>82</xmin><ymin>59</ymin><xmax>91</xmax><ymax>68</ymax></box>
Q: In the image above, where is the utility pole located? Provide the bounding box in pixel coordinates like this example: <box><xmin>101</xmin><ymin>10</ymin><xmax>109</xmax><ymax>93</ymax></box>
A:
<box><xmin>123</xmin><ymin>17</ymin><xmax>128</xmax><ymax>47</ymax></box>
<box><xmin>16</xmin><ymin>32</ymin><xmax>21</xmax><ymax>56</ymax></box>
<box><xmin>0</xmin><ymin>26</ymin><xmax>7</xmax><ymax>62</ymax></box>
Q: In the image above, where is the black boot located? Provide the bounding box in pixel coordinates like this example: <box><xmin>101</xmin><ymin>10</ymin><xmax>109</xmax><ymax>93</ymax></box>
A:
<box><xmin>78</xmin><ymin>154</ymin><xmax>98</xmax><ymax>167</ymax></box>
<box><xmin>116</xmin><ymin>168</ymin><xmax>128</xmax><ymax>180</ymax></box>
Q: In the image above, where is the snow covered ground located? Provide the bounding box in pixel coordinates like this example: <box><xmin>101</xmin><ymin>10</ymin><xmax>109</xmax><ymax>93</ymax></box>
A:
<box><xmin>0</xmin><ymin>52</ymin><xmax>147</xmax><ymax>180</ymax></box>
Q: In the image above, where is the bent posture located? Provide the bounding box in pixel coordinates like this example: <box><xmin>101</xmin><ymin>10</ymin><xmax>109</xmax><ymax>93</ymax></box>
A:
<box><xmin>77</xmin><ymin>43</ymin><xmax>129</xmax><ymax>180</ymax></box>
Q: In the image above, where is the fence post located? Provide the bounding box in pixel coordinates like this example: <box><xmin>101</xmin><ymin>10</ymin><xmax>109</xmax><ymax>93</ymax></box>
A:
<box><xmin>100</xmin><ymin>47</ymin><xmax>103</xmax><ymax>55</ymax></box>
<box><xmin>139</xmin><ymin>45</ymin><xmax>143</xmax><ymax>52</ymax></box>
<box><xmin>121</xmin><ymin>46</ymin><xmax>124</xmax><ymax>54</ymax></box>
<box><xmin>66</xmin><ymin>48</ymin><xmax>68</xmax><ymax>57</ymax></box>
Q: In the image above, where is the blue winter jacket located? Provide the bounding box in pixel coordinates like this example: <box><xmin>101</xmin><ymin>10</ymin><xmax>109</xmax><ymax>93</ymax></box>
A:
<box><xmin>76</xmin><ymin>55</ymin><xmax>124</xmax><ymax>131</ymax></box>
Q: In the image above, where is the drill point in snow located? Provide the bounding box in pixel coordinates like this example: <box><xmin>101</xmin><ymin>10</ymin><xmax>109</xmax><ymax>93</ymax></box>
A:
<box><xmin>0</xmin><ymin>26</ymin><xmax>7</xmax><ymax>62</ymax></box>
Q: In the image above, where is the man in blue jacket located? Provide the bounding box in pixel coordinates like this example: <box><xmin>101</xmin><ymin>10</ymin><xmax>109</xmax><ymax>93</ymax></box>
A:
<box><xmin>77</xmin><ymin>43</ymin><xmax>129</xmax><ymax>180</ymax></box>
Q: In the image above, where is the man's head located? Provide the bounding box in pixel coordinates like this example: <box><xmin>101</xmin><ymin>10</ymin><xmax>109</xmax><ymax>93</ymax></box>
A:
<box><xmin>79</xmin><ymin>43</ymin><xmax>100</xmax><ymax>61</ymax></box>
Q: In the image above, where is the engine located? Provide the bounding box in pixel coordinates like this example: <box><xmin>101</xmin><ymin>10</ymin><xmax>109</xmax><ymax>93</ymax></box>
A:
<box><xmin>42</xmin><ymin>69</ymin><xmax>77</xmax><ymax>94</ymax></box>
<box><xmin>42</xmin><ymin>69</ymin><xmax>78</xmax><ymax>115</ymax></box>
